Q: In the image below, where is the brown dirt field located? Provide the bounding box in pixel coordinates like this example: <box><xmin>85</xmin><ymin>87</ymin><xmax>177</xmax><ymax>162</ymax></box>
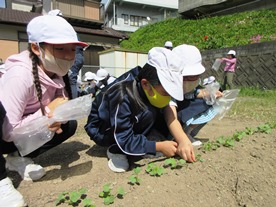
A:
<box><xmin>8</xmin><ymin>111</ymin><xmax>276</xmax><ymax>207</ymax></box>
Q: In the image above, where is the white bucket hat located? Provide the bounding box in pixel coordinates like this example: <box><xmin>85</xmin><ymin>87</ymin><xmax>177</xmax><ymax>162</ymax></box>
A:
<box><xmin>173</xmin><ymin>44</ymin><xmax>205</xmax><ymax>76</ymax></box>
<box><xmin>95</xmin><ymin>68</ymin><xmax>109</xmax><ymax>81</ymax></box>
<box><xmin>147</xmin><ymin>47</ymin><xmax>184</xmax><ymax>101</ymax></box>
<box><xmin>27</xmin><ymin>15</ymin><xmax>88</xmax><ymax>47</ymax></box>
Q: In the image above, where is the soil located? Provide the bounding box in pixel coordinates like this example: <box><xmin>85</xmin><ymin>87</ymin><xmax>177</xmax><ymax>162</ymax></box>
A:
<box><xmin>9</xmin><ymin>115</ymin><xmax>276</xmax><ymax>207</ymax></box>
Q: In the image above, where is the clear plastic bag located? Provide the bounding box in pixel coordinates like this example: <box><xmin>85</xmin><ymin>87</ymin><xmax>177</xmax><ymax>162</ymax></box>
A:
<box><xmin>49</xmin><ymin>94</ymin><xmax>93</xmax><ymax>124</ymax></box>
<box><xmin>213</xmin><ymin>89</ymin><xmax>240</xmax><ymax>120</ymax></box>
<box><xmin>12</xmin><ymin>116</ymin><xmax>55</xmax><ymax>156</ymax></box>
<box><xmin>202</xmin><ymin>82</ymin><xmax>221</xmax><ymax>105</ymax></box>
<box><xmin>211</xmin><ymin>59</ymin><xmax>222</xmax><ymax>71</ymax></box>
<box><xmin>11</xmin><ymin>95</ymin><xmax>94</xmax><ymax>156</ymax></box>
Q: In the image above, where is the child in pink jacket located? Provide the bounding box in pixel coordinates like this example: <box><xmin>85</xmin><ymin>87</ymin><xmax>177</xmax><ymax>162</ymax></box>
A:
<box><xmin>0</xmin><ymin>15</ymin><xmax>88</xmax><ymax>183</ymax></box>
<box><xmin>221</xmin><ymin>50</ymin><xmax>237</xmax><ymax>90</ymax></box>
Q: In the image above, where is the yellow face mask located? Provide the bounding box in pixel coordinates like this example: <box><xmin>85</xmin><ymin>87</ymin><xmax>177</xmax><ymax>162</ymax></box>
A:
<box><xmin>144</xmin><ymin>85</ymin><xmax>171</xmax><ymax>108</ymax></box>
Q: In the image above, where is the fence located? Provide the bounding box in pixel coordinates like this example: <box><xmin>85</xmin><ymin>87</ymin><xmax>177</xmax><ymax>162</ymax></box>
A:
<box><xmin>202</xmin><ymin>41</ymin><xmax>276</xmax><ymax>89</ymax></box>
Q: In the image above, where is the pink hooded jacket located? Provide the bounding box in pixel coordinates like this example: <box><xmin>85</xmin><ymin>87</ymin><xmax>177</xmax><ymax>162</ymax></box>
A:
<box><xmin>0</xmin><ymin>50</ymin><xmax>67</xmax><ymax>141</ymax></box>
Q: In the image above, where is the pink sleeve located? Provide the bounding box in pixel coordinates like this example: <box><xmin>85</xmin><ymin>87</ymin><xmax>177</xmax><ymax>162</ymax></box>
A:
<box><xmin>1</xmin><ymin>67</ymin><xmax>43</xmax><ymax>130</ymax></box>
<box><xmin>222</xmin><ymin>58</ymin><xmax>236</xmax><ymax>64</ymax></box>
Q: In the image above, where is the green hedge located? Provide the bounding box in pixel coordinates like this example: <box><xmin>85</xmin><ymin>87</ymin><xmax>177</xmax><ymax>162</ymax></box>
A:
<box><xmin>120</xmin><ymin>10</ymin><xmax>276</xmax><ymax>52</ymax></box>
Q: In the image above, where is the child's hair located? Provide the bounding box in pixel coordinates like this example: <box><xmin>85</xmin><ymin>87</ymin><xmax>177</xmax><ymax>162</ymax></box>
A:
<box><xmin>105</xmin><ymin>63</ymin><xmax>160</xmax><ymax>115</ymax></box>
<box><xmin>28</xmin><ymin>44</ymin><xmax>72</xmax><ymax>115</ymax></box>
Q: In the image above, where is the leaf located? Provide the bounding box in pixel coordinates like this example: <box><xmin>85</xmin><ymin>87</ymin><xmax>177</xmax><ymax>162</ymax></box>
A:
<box><xmin>104</xmin><ymin>196</ymin><xmax>115</xmax><ymax>205</ymax></box>
<box><xmin>133</xmin><ymin>167</ymin><xmax>141</xmax><ymax>174</ymax></box>
<box><xmin>129</xmin><ymin>175</ymin><xmax>137</xmax><ymax>184</ymax></box>
<box><xmin>69</xmin><ymin>191</ymin><xmax>81</xmax><ymax>203</ymax></box>
<box><xmin>179</xmin><ymin>159</ymin><xmax>186</xmax><ymax>165</ymax></box>
<box><xmin>79</xmin><ymin>188</ymin><xmax>88</xmax><ymax>195</ymax></box>
<box><xmin>55</xmin><ymin>194</ymin><xmax>65</xmax><ymax>206</ymax></box>
<box><xmin>103</xmin><ymin>184</ymin><xmax>111</xmax><ymax>193</ymax></box>
<box><xmin>99</xmin><ymin>191</ymin><xmax>105</xmax><ymax>198</ymax></box>
<box><xmin>216</xmin><ymin>136</ymin><xmax>226</xmax><ymax>145</ymax></box>
<box><xmin>117</xmin><ymin>187</ymin><xmax>125</xmax><ymax>196</ymax></box>
<box><xmin>83</xmin><ymin>198</ymin><xmax>93</xmax><ymax>207</ymax></box>
<box><xmin>164</xmin><ymin>158</ymin><xmax>172</xmax><ymax>166</ymax></box>
<box><xmin>157</xmin><ymin>167</ymin><xmax>164</xmax><ymax>176</ymax></box>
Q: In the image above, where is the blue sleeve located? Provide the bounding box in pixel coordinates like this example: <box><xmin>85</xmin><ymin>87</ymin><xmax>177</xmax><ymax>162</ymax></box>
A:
<box><xmin>110</xmin><ymin>97</ymin><xmax>156</xmax><ymax>156</ymax></box>
<box><xmin>69</xmin><ymin>47</ymin><xmax>84</xmax><ymax>84</ymax></box>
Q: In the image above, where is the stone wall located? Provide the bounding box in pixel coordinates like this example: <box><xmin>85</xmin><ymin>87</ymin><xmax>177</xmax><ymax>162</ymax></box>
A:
<box><xmin>201</xmin><ymin>41</ymin><xmax>276</xmax><ymax>89</ymax></box>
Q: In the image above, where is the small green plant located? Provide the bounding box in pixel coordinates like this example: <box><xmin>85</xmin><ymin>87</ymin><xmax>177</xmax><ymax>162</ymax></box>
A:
<box><xmin>244</xmin><ymin>127</ymin><xmax>256</xmax><ymax>135</ymax></box>
<box><xmin>223</xmin><ymin>137</ymin><xmax>235</xmax><ymax>147</ymax></box>
<box><xmin>99</xmin><ymin>184</ymin><xmax>125</xmax><ymax>205</ymax></box>
<box><xmin>55</xmin><ymin>188</ymin><xmax>95</xmax><ymax>207</ymax></box>
<box><xmin>201</xmin><ymin>141</ymin><xmax>220</xmax><ymax>152</ymax></box>
<box><xmin>233</xmin><ymin>131</ymin><xmax>247</xmax><ymax>141</ymax></box>
<box><xmin>164</xmin><ymin>158</ymin><xmax>186</xmax><ymax>169</ymax></box>
<box><xmin>195</xmin><ymin>154</ymin><xmax>204</xmax><ymax>162</ymax></box>
<box><xmin>128</xmin><ymin>167</ymin><xmax>142</xmax><ymax>185</ymax></box>
<box><xmin>257</xmin><ymin>123</ymin><xmax>272</xmax><ymax>134</ymax></box>
<box><xmin>146</xmin><ymin>163</ymin><xmax>165</xmax><ymax>176</ymax></box>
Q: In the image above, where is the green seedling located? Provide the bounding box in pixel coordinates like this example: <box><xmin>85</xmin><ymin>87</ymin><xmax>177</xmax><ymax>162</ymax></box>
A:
<box><xmin>164</xmin><ymin>158</ymin><xmax>186</xmax><ymax>169</ymax></box>
<box><xmin>223</xmin><ymin>138</ymin><xmax>235</xmax><ymax>147</ymax></box>
<box><xmin>257</xmin><ymin>123</ymin><xmax>272</xmax><ymax>134</ymax></box>
<box><xmin>195</xmin><ymin>154</ymin><xmax>204</xmax><ymax>162</ymax></box>
<box><xmin>146</xmin><ymin>163</ymin><xmax>165</xmax><ymax>176</ymax></box>
<box><xmin>216</xmin><ymin>136</ymin><xmax>226</xmax><ymax>145</ymax></box>
<box><xmin>201</xmin><ymin>141</ymin><xmax>220</xmax><ymax>152</ymax></box>
<box><xmin>117</xmin><ymin>187</ymin><xmax>125</xmax><ymax>199</ymax></box>
<box><xmin>99</xmin><ymin>184</ymin><xmax>125</xmax><ymax>205</ymax></box>
<box><xmin>128</xmin><ymin>167</ymin><xmax>142</xmax><ymax>185</ymax></box>
<box><xmin>268</xmin><ymin>122</ymin><xmax>276</xmax><ymax>129</ymax></box>
<box><xmin>55</xmin><ymin>188</ymin><xmax>95</xmax><ymax>207</ymax></box>
<box><xmin>233</xmin><ymin>131</ymin><xmax>246</xmax><ymax>141</ymax></box>
<box><xmin>244</xmin><ymin>127</ymin><xmax>256</xmax><ymax>135</ymax></box>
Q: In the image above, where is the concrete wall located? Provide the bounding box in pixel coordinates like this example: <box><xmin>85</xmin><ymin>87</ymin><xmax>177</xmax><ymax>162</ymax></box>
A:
<box><xmin>202</xmin><ymin>41</ymin><xmax>276</xmax><ymax>89</ymax></box>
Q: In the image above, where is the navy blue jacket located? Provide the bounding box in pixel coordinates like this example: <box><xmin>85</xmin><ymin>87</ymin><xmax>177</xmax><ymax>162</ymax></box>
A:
<box><xmin>85</xmin><ymin>67</ymin><xmax>158</xmax><ymax>156</ymax></box>
<box><xmin>69</xmin><ymin>46</ymin><xmax>84</xmax><ymax>85</ymax></box>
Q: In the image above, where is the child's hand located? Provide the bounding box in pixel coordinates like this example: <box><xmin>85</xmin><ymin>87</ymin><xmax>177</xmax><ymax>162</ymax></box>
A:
<box><xmin>48</xmin><ymin>121</ymin><xmax>63</xmax><ymax>134</ymax></box>
<box><xmin>215</xmin><ymin>90</ymin><xmax>223</xmax><ymax>99</ymax></box>
<box><xmin>176</xmin><ymin>139</ymin><xmax>196</xmax><ymax>163</ymax></box>
<box><xmin>156</xmin><ymin>141</ymin><xmax>178</xmax><ymax>157</ymax></box>
<box><xmin>47</xmin><ymin>97</ymin><xmax>68</xmax><ymax>116</ymax></box>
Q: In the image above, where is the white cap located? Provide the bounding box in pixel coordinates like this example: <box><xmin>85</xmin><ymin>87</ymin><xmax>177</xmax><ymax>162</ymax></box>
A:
<box><xmin>147</xmin><ymin>47</ymin><xmax>184</xmax><ymax>101</ymax></box>
<box><xmin>164</xmin><ymin>41</ymin><xmax>173</xmax><ymax>48</ymax></box>
<box><xmin>172</xmin><ymin>44</ymin><xmax>205</xmax><ymax>76</ymax></box>
<box><xmin>48</xmin><ymin>9</ymin><xmax>63</xmax><ymax>16</ymax></box>
<box><xmin>227</xmin><ymin>50</ymin><xmax>236</xmax><ymax>56</ymax></box>
<box><xmin>27</xmin><ymin>15</ymin><xmax>88</xmax><ymax>47</ymax></box>
<box><xmin>95</xmin><ymin>68</ymin><xmax>109</xmax><ymax>81</ymax></box>
<box><xmin>84</xmin><ymin>72</ymin><xmax>96</xmax><ymax>81</ymax></box>
<box><xmin>203</xmin><ymin>76</ymin><xmax>216</xmax><ymax>86</ymax></box>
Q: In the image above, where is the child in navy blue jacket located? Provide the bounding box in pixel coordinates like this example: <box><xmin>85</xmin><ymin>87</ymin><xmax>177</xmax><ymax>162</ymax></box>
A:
<box><xmin>85</xmin><ymin>47</ymin><xmax>195</xmax><ymax>172</ymax></box>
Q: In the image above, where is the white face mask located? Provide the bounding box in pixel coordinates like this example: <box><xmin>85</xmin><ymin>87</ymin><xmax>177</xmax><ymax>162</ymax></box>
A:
<box><xmin>183</xmin><ymin>79</ymin><xmax>199</xmax><ymax>94</ymax></box>
<box><xmin>39</xmin><ymin>47</ymin><xmax>74</xmax><ymax>77</ymax></box>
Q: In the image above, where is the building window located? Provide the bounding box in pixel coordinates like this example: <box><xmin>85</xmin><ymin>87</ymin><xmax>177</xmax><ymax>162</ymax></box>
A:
<box><xmin>122</xmin><ymin>14</ymin><xmax>129</xmax><ymax>24</ymax></box>
<box><xmin>130</xmin><ymin>15</ymin><xmax>148</xmax><ymax>26</ymax></box>
<box><xmin>130</xmin><ymin>15</ymin><xmax>139</xmax><ymax>26</ymax></box>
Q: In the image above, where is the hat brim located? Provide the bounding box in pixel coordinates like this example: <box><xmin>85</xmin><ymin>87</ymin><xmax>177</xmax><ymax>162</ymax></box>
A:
<box><xmin>95</xmin><ymin>76</ymin><xmax>105</xmax><ymax>81</ymax></box>
<box><xmin>181</xmin><ymin>63</ymin><xmax>205</xmax><ymax>76</ymax></box>
<box><xmin>157</xmin><ymin>68</ymin><xmax>183</xmax><ymax>101</ymax></box>
<box><xmin>44</xmin><ymin>40</ymin><xmax>89</xmax><ymax>47</ymax></box>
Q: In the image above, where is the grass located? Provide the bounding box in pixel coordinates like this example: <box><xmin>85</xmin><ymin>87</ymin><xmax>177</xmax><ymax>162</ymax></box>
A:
<box><xmin>227</xmin><ymin>88</ymin><xmax>276</xmax><ymax>122</ymax></box>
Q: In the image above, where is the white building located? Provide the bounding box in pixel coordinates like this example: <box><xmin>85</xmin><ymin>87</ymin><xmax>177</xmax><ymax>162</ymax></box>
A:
<box><xmin>103</xmin><ymin>0</ymin><xmax>178</xmax><ymax>32</ymax></box>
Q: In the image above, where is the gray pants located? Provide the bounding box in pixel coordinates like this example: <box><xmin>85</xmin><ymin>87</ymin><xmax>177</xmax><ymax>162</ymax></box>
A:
<box><xmin>222</xmin><ymin>71</ymin><xmax>234</xmax><ymax>90</ymax></box>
